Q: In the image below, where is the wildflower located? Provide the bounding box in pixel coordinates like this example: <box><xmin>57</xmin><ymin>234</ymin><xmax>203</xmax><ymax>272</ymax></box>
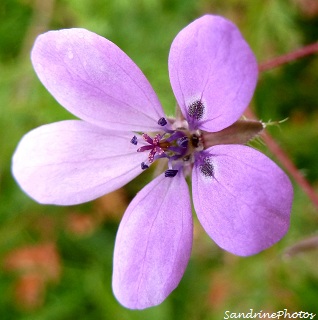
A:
<box><xmin>12</xmin><ymin>15</ymin><xmax>293</xmax><ymax>309</ymax></box>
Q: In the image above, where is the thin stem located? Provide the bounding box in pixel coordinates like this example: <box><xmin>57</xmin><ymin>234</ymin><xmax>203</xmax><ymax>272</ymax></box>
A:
<box><xmin>284</xmin><ymin>235</ymin><xmax>318</xmax><ymax>258</ymax></box>
<box><xmin>256</xmin><ymin>42</ymin><xmax>318</xmax><ymax>208</ymax></box>
<box><xmin>259</xmin><ymin>42</ymin><xmax>318</xmax><ymax>72</ymax></box>
<box><xmin>245</xmin><ymin>108</ymin><xmax>318</xmax><ymax>209</ymax></box>
<box><xmin>15</xmin><ymin>0</ymin><xmax>55</xmax><ymax>104</ymax></box>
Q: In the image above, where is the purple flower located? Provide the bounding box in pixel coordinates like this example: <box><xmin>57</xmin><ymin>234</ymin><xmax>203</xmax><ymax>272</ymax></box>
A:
<box><xmin>12</xmin><ymin>15</ymin><xmax>293</xmax><ymax>309</ymax></box>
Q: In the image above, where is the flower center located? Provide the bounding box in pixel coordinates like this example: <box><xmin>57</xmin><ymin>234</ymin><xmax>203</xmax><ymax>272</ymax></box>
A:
<box><xmin>130</xmin><ymin>117</ymin><xmax>265</xmax><ymax>178</ymax></box>
<box><xmin>130</xmin><ymin>117</ymin><xmax>202</xmax><ymax>177</ymax></box>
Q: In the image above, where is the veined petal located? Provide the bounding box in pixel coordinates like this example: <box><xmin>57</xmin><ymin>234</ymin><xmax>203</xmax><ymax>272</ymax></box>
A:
<box><xmin>12</xmin><ymin>120</ymin><xmax>145</xmax><ymax>205</ymax></box>
<box><xmin>169</xmin><ymin>15</ymin><xmax>258</xmax><ymax>132</ymax></box>
<box><xmin>112</xmin><ymin>171</ymin><xmax>192</xmax><ymax>309</ymax></box>
<box><xmin>31</xmin><ymin>28</ymin><xmax>166</xmax><ymax>132</ymax></box>
<box><xmin>192</xmin><ymin>145</ymin><xmax>293</xmax><ymax>256</ymax></box>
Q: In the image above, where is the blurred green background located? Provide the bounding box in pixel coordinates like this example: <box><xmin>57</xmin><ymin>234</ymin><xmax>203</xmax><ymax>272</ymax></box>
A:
<box><xmin>1</xmin><ymin>0</ymin><xmax>318</xmax><ymax>319</ymax></box>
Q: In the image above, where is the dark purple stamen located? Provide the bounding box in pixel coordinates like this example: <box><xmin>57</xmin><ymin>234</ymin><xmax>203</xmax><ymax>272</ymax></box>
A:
<box><xmin>141</xmin><ymin>162</ymin><xmax>149</xmax><ymax>170</ymax></box>
<box><xmin>130</xmin><ymin>135</ymin><xmax>138</xmax><ymax>145</ymax></box>
<box><xmin>165</xmin><ymin>169</ymin><xmax>178</xmax><ymax>178</ymax></box>
<box><xmin>158</xmin><ymin>117</ymin><xmax>167</xmax><ymax>126</ymax></box>
<box><xmin>166</xmin><ymin>131</ymin><xmax>184</xmax><ymax>143</ymax></box>
<box><xmin>177</xmin><ymin>136</ymin><xmax>189</xmax><ymax>148</ymax></box>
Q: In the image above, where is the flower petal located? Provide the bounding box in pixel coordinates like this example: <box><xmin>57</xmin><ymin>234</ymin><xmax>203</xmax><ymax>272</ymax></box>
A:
<box><xmin>112</xmin><ymin>171</ymin><xmax>192</xmax><ymax>309</ymax></box>
<box><xmin>192</xmin><ymin>145</ymin><xmax>293</xmax><ymax>256</ymax></box>
<box><xmin>169</xmin><ymin>15</ymin><xmax>258</xmax><ymax>132</ymax></box>
<box><xmin>12</xmin><ymin>120</ymin><xmax>145</xmax><ymax>205</ymax></box>
<box><xmin>31</xmin><ymin>28</ymin><xmax>166</xmax><ymax>132</ymax></box>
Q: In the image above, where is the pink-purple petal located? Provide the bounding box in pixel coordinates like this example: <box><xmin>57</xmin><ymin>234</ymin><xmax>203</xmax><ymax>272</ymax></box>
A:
<box><xmin>112</xmin><ymin>171</ymin><xmax>193</xmax><ymax>309</ymax></box>
<box><xmin>192</xmin><ymin>145</ymin><xmax>293</xmax><ymax>256</ymax></box>
<box><xmin>12</xmin><ymin>120</ymin><xmax>145</xmax><ymax>205</ymax></box>
<box><xmin>31</xmin><ymin>28</ymin><xmax>166</xmax><ymax>132</ymax></box>
<box><xmin>169</xmin><ymin>15</ymin><xmax>258</xmax><ymax>132</ymax></box>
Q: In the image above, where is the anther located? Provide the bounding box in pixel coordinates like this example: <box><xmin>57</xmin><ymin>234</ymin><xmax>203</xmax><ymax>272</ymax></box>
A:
<box><xmin>158</xmin><ymin>117</ymin><xmax>167</xmax><ymax>126</ymax></box>
<box><xmin>141</xmin><ymin>162</ymin><xmax>149</xmax><ymax>170</ymax></box>
<box><xmin>177</xmin><ymin>136</ymin><xmax>189</xmax><ymax>148</ymax></box>
<box><xmin>130</xmin><ymin>135</ymin><xmax>138</xmax><ymax>145</ymax></box>
<box><xmin>165</xmin><ymin>169</ymin><xmax>178</xmax><ymax>178</ymax></box>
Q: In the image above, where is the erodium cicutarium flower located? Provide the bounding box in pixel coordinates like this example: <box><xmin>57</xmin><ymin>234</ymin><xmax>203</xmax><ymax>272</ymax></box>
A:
<box><xmin>12</xmin><ymin>15</ymin><xmax>293</xmax><ymax>309</ymax></box>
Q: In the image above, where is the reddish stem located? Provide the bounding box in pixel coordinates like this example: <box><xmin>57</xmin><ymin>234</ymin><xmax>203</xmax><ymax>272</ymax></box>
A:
<box><xmin>245</xmin><ymin>108</ymin><xmax>318</xmax><ymax>209</ymax></box>
<box><xmin>262</xmin><ymin>131</ymin><xmax>318</xmax><ymax>208</ymax></box>
<box><xmin>255</xmin><ymin>42</ymin><xmax>318</xmax><ymax>208</ymax></box>
<box><xmin>259</xmin><ymin>42</ymin><xmax>318</xmax><ymax>72</ymax></box>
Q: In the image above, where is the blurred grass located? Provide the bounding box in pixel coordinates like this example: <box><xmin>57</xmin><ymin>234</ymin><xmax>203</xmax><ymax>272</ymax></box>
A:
<box><xmin>1</xmin><ymin>0</ymin><xmax>318</xmax><ymax>319</ymax></box>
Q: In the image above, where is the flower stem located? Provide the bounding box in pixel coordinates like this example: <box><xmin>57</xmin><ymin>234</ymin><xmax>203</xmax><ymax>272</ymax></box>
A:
<box><xmin>256</xmin><ymin>42</ymin><xmax>318</xmax><ymax>208</ymax></box>
<box><xmin>245</xmin><ymin>108</ymin><xmax>318</xmax><ymax>209</ymax></box>
<box><xmin>259</xmin><ymin>42</ymin><xmax>318</xmax><ymax>72</ymax></box>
